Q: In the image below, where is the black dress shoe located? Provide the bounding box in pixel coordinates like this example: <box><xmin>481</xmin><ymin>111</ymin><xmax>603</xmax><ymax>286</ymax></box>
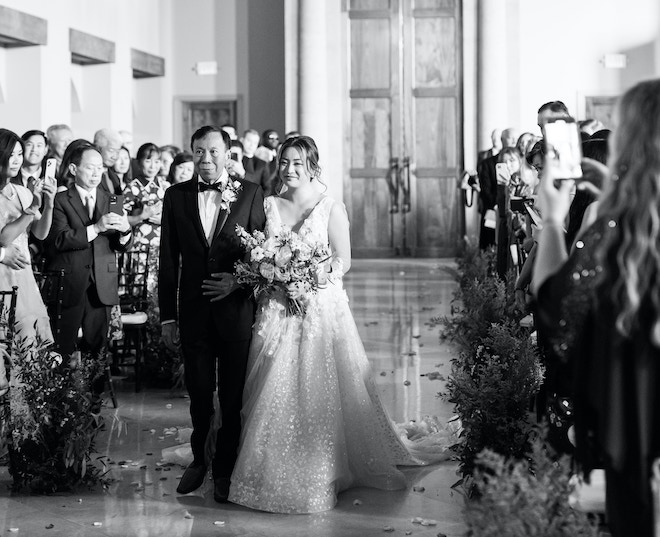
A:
<box><xmin>213</xmin><ymin>477</ymin><xmax>231</xmax><ymax>503</ymax></box>
<box><xmin>176</xmin><ymin>463</ymin><xmax>207</xmax><ymax>494</ymax></box>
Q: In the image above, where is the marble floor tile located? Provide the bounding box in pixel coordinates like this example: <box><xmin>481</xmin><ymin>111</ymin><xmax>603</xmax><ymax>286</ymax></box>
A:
<box><xmin>0</xmin><ymin>259</ymin><xmax>467</xmax><ymax>537</ymax></box>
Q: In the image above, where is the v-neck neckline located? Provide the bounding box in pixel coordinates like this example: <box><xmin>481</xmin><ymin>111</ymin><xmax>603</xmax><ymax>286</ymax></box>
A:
<box><xmin>272</xmin><ymin>196</ymin><xmax>325</xmax><ymax>234</ymax></box>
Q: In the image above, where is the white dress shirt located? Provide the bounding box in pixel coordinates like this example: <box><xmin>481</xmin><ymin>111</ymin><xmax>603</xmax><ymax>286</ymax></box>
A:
<box><xmin>198</xmin><ymin>170</ymin><xmax>228</xmax><ymax>242</ymax></box>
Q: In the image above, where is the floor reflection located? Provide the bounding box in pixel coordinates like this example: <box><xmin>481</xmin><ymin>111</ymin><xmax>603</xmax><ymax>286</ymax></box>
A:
<box><xmin>0</xmin><ymin>259</ymin><xmax>465</xmax><ymax>537</ymax></box>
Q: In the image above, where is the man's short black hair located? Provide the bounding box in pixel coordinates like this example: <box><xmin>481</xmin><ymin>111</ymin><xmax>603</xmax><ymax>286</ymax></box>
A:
<box><xmin>190</xmin><ymin>126</ymin><xmax>231</xmax><ymax>151</ymax></box>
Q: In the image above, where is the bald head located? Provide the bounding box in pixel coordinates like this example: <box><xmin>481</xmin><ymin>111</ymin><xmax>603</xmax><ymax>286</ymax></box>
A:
<box><xmin>93</xmin><ymin>128</ymin><xmax>123</xmax><ymax>168</ymax></box>
<box><xmin>501</xmin><ymin>128</ymin><xmax>519</xmax><ymax>149</ymax></box>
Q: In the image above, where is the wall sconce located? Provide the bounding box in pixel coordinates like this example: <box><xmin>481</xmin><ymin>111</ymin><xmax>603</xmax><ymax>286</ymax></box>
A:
<box><xmin>602</xmin><ymin>54</ymin><xmax>627</xmax><ymax>69</ymax></box>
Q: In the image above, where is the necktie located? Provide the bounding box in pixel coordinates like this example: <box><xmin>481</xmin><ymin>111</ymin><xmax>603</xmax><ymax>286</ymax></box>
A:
<box><xmin>86</xmin><ymin>195</ymin><xmax>95</xmax><ymax>219</ymax></box>
<box><xmin>198</xmin><ymin>181</ymin><xmax>222</xmax><ymax>192</ymax></box>
<box><xmin>26</xmin><ymin>176</ymin><xmax>36</xmax><ymax>192</ymax></box>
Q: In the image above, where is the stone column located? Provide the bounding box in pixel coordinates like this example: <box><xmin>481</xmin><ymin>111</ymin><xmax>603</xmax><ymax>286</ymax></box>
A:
<box><xmin>477</xmin><ymin>0</ymin><xmax>508</xmax><ymax>151</ymax></box>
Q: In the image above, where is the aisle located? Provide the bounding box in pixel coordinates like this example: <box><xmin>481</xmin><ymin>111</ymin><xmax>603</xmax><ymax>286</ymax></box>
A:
<box><xmin>0</xmin><ymin>259</ymin><xmax>466</xmax><ymax>537</ymax></box>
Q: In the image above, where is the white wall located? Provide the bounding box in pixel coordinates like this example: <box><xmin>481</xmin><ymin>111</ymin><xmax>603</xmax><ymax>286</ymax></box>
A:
<box><xmin>0</xmin><ymin>0</ymin><xmax>172</xmax><ymax>145</ymax></box>
<box><xmin>470</xmin><ymin>0</ymin><xmax>660</xmax><ymax>152</ymax></box>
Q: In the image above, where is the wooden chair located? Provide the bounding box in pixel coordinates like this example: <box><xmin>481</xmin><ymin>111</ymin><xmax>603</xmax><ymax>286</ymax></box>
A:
<box><xmin>33</xmin><ymin>269</ymin><xmax>65</xmax><ymax>340</ymax></box>
<box><xmin>113</xmin><ymin>247</ymin><xmax>150</xmax><ymax>392</ymax></box>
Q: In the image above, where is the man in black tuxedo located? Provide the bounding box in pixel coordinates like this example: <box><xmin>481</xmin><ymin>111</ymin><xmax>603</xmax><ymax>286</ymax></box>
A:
<box><xmin>44</xmin><ymin>144</ymin><xmax>132</xmax><ymax>359</ymax></box>
<box><xmin>159</xmin><ymin>126</ymin><xmax>266</xmax><ymax>502</ymax></box>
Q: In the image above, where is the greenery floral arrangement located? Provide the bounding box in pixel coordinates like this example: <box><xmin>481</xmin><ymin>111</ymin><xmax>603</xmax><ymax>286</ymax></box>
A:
<box><xmin>465</xmin><ymin>426</ymin><xmax>599</xmax><ymax>536</ymax></box>
<box><xmin>441</xmin><ymin>242</ymin><xmax>544</xmax><ymax>480</ymax></box>
<box><xmin>6</xmin><ymin>335</ymin><xmax>105</xmax><ymax>493</ymax></box>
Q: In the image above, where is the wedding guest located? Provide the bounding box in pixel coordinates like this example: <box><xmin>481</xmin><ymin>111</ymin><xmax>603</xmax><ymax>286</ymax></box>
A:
<box><xmin>46</xmin><ymin>124</ymin><xmax>73</xmax><ymax>176</ymax></box>
<box><xmin>158</xmin><ymin>145</ymin><xmax>180</xmax><ymax>180</ymax></box>
<box><xmin>17</xmin><ymin>130</ymin><xmax>48</xmax><ymax>189</ymax></box>
<box><xmin>159</xmin><ymin>125</ymin><xmax>266</xmax><ymax>502</ymax></box>
<box><xmin>167</xmin><ymin>152</ymin><xmax>194</xmax><ymax>185</ymax></box>
<box><xmin>241</xmin><ymin>129</ymin><xmax>273</xmax><ymax>196</ymax></box>
<box><xmin>112</xmin><ymin>146</ymin><xmax>133</xmax><ymax>192</ymax></box>
<box><xmin>220</xmin><ymin>124</ymin><xmax>238</xmax><ymax>141</ymax></box>
<box><xmin>0</xmin><ymin>129</ymin><xmax>56</xmax><ymax>343</ymax></box>
<box><xmin>55</xmin><ymin>139</ymin><xmax>94</xmax><ymax>192</ymax></box>
<box><xmin>93</xmin><ymin>128</ymin><xmax>124</xmax><ymax>195</ymax></box>
<box><xmin>533</xmin><ymin>78</ymin><xmax>660</xmax><ymax>537</ymax></box>
<box><xmin>124</xmin><ymin>143</ymin><xmax>169</xmax><ymax>255</ymax></box>
<box><xmin>255</xmin><ymin>129</ymin><xmax>280</xmax><ymax>188</ymax></box>
<box><xmin>44</xmin><ymin>144</ymin><xmax>132</xmax><ymax>362</ymax></box>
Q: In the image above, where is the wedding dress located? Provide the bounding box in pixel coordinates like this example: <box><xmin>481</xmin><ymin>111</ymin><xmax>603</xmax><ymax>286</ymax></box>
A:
<box><xmin>228</xmin><ymin>196</ymin><xmax>453</xmax><ymax>514</ymax></box>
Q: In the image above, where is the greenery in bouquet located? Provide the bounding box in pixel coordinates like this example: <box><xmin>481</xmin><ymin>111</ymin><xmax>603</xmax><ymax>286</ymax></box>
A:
<box><xmin>234</xmin><ymin>224</ymin><xmax>331</xmax><ymax>316</ymax></box>
<box><xmin>6</xmin><ymin>335</ymin><xmax>105</xmax><ymax>493</ymax></box>
<box><xmin>465</xmin><ymin>426</ymin><xmax>599</xmax><ymax>537</ymax></box>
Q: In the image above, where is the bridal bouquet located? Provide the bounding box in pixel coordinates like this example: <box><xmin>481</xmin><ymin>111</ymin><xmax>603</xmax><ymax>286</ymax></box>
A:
<box><xmin>234</xmin><ymin>224</ymin><xmax>331</xmax><ymax>315</ymax></box>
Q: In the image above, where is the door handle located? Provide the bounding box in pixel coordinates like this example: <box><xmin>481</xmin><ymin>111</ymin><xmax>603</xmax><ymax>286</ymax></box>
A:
<box><xmin>400</xmin><ymin>156</ymin><xmax>411</xmax><ymax>213</ymax></box>
<box><xmin>387</xmin><ymin>157</ymin><xmax>400</xmax><ymax>214</ymax></box>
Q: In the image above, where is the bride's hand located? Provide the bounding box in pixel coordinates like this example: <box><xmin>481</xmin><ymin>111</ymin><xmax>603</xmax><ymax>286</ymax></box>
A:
<box><xmin>202</xmin><ymin>272</ymin><xmax>239</xmax><ymax>302</ymax></box>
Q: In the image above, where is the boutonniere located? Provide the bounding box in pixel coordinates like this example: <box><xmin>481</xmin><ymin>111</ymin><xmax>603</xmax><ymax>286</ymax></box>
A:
<box><xmin>220</xmin><ymin>180</ymin><xmax>243</xmax><ymax>213</ymax></box>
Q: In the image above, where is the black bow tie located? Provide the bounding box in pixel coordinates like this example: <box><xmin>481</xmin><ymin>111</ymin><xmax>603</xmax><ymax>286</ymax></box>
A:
<box><xmin>198</xmin><ymin>181</ymin><xmax>222</xmax><ymax>192</ymax></box>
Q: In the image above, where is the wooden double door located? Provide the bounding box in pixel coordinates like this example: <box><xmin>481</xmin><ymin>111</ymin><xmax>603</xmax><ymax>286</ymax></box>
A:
<box><xmin>346</xmin><ymin>0</ymin><xmax>463</xmax><ymax>257</ymax></box>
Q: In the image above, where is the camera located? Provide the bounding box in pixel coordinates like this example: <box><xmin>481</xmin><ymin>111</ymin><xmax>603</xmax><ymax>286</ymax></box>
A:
<box><xmin>510</xmin><ymin>196</ymin><xmax>533</xmax><ymax>214</ymax></box>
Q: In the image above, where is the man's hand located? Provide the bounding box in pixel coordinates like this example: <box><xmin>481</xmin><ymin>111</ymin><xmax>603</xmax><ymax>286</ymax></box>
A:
<box><xmin>225</xmin><ymin>159</ymin><xmax>245</xmax><ymax>179</ymax></box>
<box><xmin>1</xmin><ymin>244</ymin><xmax>29</xmax><ymax>270</ymax></box>
<box><xmin>202</xmin><ymin>272</ymin><xmax>239</xmax><ymax>302</ymax></box>
<box><xmin>162</xmin><ymin>322</ymin><xmax>180</xmax><ymax>352</ymax></box>
<box><xmin>96</xmin><ymin>212</ymin><xmax>130</xmax><ymax>233</ymax></box>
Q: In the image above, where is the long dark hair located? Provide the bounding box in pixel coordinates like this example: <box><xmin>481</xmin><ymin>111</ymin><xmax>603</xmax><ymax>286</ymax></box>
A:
<box><xmin>0</xmin><ymin>128</ymin><xmax>24</xmax><ymax>184</ymax></box>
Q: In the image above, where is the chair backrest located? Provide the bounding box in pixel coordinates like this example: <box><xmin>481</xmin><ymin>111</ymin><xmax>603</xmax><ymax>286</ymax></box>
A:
<box><xmin>118</xmin><ymin>247</ymin><xmax>150</xmax><ymax>313</ymax></box>
<box><xmin>0</xmin><ymin>286</ymin><xmax>19</xmax><ymax>356</ymax></box>
<box><xmin>33</xmin><ymin>269</ymin><xmax>65</xmax><ymax>339</ymax></box>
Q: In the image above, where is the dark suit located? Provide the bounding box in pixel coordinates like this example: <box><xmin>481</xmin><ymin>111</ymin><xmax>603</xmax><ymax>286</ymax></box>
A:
<box><xmin>159</xmin><ymin>177</ymin><xmax>266</xmax><ymax>478</ymax></box>
<box><xmin>44</xmin><ymin>186</ymin><xmax>131</xmax><ymax>356</ymax></box>
<box><xmin>477</xmin><ymin>154</ymin><xmax>498</xmax><ymax>249</ymax></box>
<box><xmin>99</xmin><ymin>168</ymin><xmax>123</xmax><ymax>195</ymax></box>
<box><xmin>242</xmin><ymin>155</ymin><xmax>274</xmax><ymax>196</ymax></box>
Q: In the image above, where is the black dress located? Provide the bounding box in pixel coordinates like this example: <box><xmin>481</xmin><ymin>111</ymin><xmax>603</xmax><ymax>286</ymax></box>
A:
<box><xmin>536</xmin><ymin>217</ymin><xmax>660</xmax><ymax>537</ymax></box>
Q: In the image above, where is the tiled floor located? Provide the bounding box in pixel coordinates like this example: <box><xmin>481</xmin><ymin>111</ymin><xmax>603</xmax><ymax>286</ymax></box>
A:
<box><xmin>0</xmin><ymin>259</ymin><xmax>466</xmax><ymax>537</ymax></box>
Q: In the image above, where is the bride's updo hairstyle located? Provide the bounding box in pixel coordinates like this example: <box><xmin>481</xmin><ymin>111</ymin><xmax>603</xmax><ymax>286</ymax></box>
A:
<box><xmin>275</xmin><ymin>134</ymin><xmax>327</xmax><ymax>193</ymax></box>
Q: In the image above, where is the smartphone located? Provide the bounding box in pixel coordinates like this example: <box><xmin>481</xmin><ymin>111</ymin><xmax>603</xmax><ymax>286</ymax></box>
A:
<box><xmin>495</xmin><ymin>163</ymin><xmax>511</xmax><ymax>184</ymax></box>
<box><xmin>542</xmin><ymin>117</ymin><xmax>583</xmax><ymax>181</ymax></box>
<box><xmin>45</xmin><ymin>158</ymin><xmax>57</xmax><ymax>184</ymax></box>
<box><xmin>108</xmin><ymin>194</ymin><xmax>124</xmax><ymax>215</ymax></box>
<box><xmin>230</xmin><ymin>150</ymin><xmax>240</xmax><ymax>162</ymax></box>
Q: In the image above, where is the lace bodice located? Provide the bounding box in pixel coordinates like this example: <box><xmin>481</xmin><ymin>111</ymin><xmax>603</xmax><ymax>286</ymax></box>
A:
<box><xmin>264</xmin><ymin>195</ymin><xmax>333</xmax><ymax>247</ymax></box>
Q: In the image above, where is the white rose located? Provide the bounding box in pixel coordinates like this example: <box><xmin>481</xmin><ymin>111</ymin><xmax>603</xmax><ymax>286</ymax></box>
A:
<box><xmin>222</xmin><ymin>189</ymin><xmax>237</xmax><ymax>203</ymax></box>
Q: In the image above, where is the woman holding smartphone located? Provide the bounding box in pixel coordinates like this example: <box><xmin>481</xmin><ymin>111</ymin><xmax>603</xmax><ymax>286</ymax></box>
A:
<box><xmin>0</xmin><ymin>129</ymin><xmax>56</xmax><ymax>345</ymax></box>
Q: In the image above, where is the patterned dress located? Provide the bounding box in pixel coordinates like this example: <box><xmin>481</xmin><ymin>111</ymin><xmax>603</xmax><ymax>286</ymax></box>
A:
<box><xmin>123</xmin><ymin>176</ymin><xmax>170</xmax><ymax>290</ymax></box>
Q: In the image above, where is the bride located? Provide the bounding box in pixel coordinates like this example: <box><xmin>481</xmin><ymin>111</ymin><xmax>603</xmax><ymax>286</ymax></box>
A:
<box><xmin>226</xmin><ymin>135</ymin><xmax>451</xmax><ymax>514</ymax></box>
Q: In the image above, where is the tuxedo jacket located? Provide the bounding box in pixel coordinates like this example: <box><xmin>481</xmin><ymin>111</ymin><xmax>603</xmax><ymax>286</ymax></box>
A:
<box><xmin>44</xmin><ymin>186</ymin><xmax>131</xmax><ymax>308</ymax></box>
<box><xmin>158</xmin><ymin>177</ymin><xmax>266</xmax><ymax>342</ymax></box>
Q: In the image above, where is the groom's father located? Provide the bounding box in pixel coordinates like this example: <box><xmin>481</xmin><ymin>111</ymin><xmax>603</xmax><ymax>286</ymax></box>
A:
<box><xmin>159</xmin><ymin>126</ymin><xmax>266</xmax><ymax>502</ymax></box>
